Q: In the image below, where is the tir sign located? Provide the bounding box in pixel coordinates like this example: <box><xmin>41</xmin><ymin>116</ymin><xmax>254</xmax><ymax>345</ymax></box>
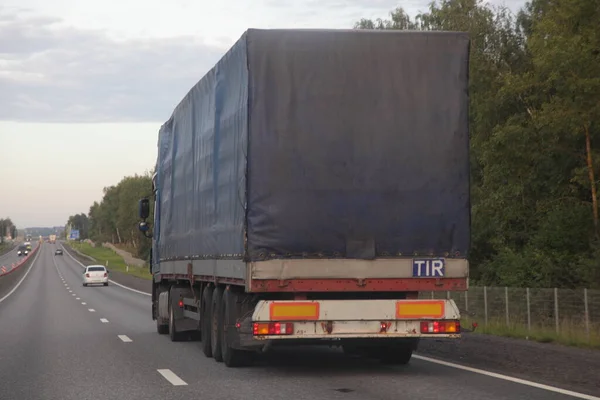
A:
<box><xmin>412</xmin><ymin>258</ymin><xmax>445</xmax><ymax>277</ymax></box>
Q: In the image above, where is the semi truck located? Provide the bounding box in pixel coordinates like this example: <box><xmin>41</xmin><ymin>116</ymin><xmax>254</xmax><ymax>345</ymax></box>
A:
<box><xmin>49</xmin><ymin>234</ymin><xmax>56</xmax><ymax>244</ymax></box>
<box><xmin>138</xmin><ymin>28</ymin><xmax>471</xmax><ymax>368</ymax></box>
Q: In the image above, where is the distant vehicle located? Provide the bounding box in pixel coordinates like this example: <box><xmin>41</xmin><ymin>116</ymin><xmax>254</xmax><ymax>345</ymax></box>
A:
<box><xmin>49</xmin><ymin>234</ymin><xmax>57</xmax><ymax>244</ymax></box>
<box><xmin>17</xmin><ymin>245</ymin><xmax>29</xmax><ymax>257</ymax></box>
<box><xmin>83</xmin><ymin>265</ymin><xmax>109</xmax><ymax>287</ymax></box>
<box><xmin>55</xmin><ymin>249</ymin><xmax>63</xmax><ymax>256</ymax></box>
<box><xmin>24</xmin><ymin>241</ymin><xmax>32</xmax><ymax>251</ymax></box>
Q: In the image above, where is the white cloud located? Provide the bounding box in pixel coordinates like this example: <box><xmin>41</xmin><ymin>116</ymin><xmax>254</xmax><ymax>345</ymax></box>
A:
<box><xmin>0</xmin><ymin>8</ymin><xmax>226</xmax><ymax>123</ymax></box>
<box><xmin>0</xmin><ymin>0</ymin><xmax>527</xmax><ymax>124</ymax></box>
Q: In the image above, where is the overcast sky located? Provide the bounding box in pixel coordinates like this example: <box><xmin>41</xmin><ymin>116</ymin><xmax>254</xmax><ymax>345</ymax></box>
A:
<box><xmin>0</xmin><ymin>0</ymin><xmax>525</xmax><ymax>228</ymax></box>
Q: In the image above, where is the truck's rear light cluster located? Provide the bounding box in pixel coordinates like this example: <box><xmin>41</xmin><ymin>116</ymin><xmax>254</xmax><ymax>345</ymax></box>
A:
<box><xmin>420</xmin><ymin>320</ymin><xmax>460</xmax><ymax>334</ymax></box>
<box><xmin>85</xmin><ymin>273</ymin><xmax>90</xmax><ymax>278</ymax></box>
<box><xmin>253</xmin><ymin>322</ymin><xmax>294</xmax><ymax>336</ymax></box>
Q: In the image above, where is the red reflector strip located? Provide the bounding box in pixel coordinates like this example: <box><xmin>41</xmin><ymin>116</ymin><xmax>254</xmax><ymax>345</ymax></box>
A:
<box><xmin>253</xmin><ymin>322</ymin><xmax>294</xmax><ymax>336</ymax></box>
<box><xmin>420</xmin><ymin>320</ymin><xmax>460</xmax><ymax>334</ymax></box>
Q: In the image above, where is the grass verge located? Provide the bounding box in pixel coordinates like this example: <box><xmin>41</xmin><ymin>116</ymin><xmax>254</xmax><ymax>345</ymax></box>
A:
<box><xmin>68</xmin><ymin>241</ymin><xmax>152</xmax><ymax>280</ymax></box>
<box><xmin>461</xmin><ymin>316</ymin><xmax>600</xmax><ymax>350</ymax></box>
<box><xmin>0</xmin><ymin>242</ymin><xmax>14</xmax><ymax>257</ymax></box>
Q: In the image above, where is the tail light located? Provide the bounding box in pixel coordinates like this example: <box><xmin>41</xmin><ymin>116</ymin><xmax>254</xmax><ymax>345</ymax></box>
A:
<box><xmin>104</xmin><ymin>272</ymin><xmax>107</xmax><ymax>277</ymax></box>
<box><xmin>420</xmin><ymin>320</ymin><xmax>460</xmax><ymax>334</ymax></box>
<box><xmin>86</xmin><ymin>273</ymin><xmax>90</xmax><ymax>277</ymax></box>
<box><xmin>380</xmin><ymin>321</ymin><xmax>391</xmax><ymax>333</ymax></box>
<box><xmin>178</xmin><ymin>299</ymin><xmax>184</xmax><ymax>308</ymax></box>
<box><xmin>253</xmin><ymin>322</ymin><xmax>294</xmax><ymax>336</ymax></box>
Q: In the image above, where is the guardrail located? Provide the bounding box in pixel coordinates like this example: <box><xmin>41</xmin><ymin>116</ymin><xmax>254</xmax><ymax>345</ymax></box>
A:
<box><xmin>0</xmin><ymin>243</ymin><xmax>40</xmax><ymax>277</ymax></box>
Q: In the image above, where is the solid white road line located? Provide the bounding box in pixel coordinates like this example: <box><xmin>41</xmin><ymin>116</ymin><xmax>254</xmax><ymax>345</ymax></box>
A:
<box><xmin>118</xmin><ymin>335</ymin><xmax>132</xmax><ymax>343</ymax></box>
<box><xmin>106</xmin><ymin>279</ymin><xmax>152</xmax><ymax>296</ymax></box>
<box><xmin>157</xmin><ymin>369</ymin><xmax>187</xmax><ymax>386</ymax></box>
<box><xmin>61</xmin><ymin>244</ymin><xmax>151</xmax><ymax>297</ymax></box>
<box><xmin>88</xmin><ymin>308</ymin><xmax>95</xmax><ymax>312</ymax></box>
<box><xmin>100</xmin><ymin>318</ymin><xmax>109</xmax><ymax>323</ymax></box>
<box><xmin>0</xmin><ymin>245</ymin><xmax>42</xmax><ymax>304</ymax></box>
<box><xmin>413</xmin><ymin>355</ymin><xmax>600</xmax><ymax>400</ymax></box>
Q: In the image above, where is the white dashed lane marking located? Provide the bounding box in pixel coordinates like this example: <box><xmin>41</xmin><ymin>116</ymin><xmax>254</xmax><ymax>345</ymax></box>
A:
<box><xmin>118</xmin><ymin>335</ymin><xmax>132</xmax><ymax>343</ymax></box>
<box><xmin>157</xmin><ymin>369</ymin><xmax>187</xmax><ymax>386</ymax></box>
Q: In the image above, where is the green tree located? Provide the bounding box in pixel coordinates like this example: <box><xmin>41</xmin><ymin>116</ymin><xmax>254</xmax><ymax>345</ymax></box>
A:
<box><xmin>0</xmin><ymin>218</ymin><xmax>16</xmax><ymax>242</ymax></box>
<box><xmin>81</xmin><ymin>170</ymin><xmax>154</xmax><ymax>260</ymax></box>
<box><xmin>66</xmin><ymin>213</ymin><xmax>90</xmax><ymax>240</ymax></box>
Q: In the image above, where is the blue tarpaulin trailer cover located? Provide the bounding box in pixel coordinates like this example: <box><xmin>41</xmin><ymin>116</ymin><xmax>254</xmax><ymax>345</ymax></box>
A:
<box><xmin>154</xmin><ymin>28</ymin><xmax>471</xmax><ymax>263</ymax></box>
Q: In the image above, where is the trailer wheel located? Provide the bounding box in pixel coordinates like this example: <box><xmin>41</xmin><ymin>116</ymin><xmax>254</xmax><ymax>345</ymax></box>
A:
<box><xmin>211</xmin><ymin>286</ymin><xmax>225</xmax><ymax>362</ymax></box>
<box><xmin>156</xmin><ymin>288</ymin><xmax>169</xmax><ymax>335</ymax></box>
<box><xmin>157</xmin><ymin>317</ymin><xmax>169</xmax><ymax>334</ymax></box>
<box><xmin>221</xmin><ymin>288</ymin><xmax>254</xmax><ymax>368</ymax></box>
<box><xmin>201</xmin><ymin>285</ymin><xmax>214</xmax><ymax>357</ymax></box>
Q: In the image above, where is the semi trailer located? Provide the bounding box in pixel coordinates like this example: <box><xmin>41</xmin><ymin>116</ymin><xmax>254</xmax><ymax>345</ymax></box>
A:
<box><xmin>138</xmin><ymin>28</ymin><xmax>471</xmax><ymax>368</ymax></box>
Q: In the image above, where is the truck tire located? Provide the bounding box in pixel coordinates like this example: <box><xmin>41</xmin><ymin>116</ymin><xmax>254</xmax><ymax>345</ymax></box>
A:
<box><xmin>200</xmin><ymin>285</ymin><xmax>214</xmax><ymax>357</ymax></box>
<box><xmin>221</xmin><ymin>288</ymin><xmax>254</xmax><ymax>368</ymax></box>
<box><xmin>157</xmin><ymin>317</ymin><xmax>169</xmax><ymax>334</ymax></box>
<box><xmin>156</xmin><ymin>289</ymin><xmax>169</xmax><ymax>335</ymax></box>
<box><xmin>169</xmin><ymin>298</ymin><xmax>186</xmax><ymax>342</ymax></box>
<box><xmin>211</xmin><ymin>286</ymin><xmax>225</xmax><ymax>362</ymax></box>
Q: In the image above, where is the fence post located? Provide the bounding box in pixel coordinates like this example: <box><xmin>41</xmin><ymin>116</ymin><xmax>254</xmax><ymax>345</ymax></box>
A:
<box><xmin>554</xmin><ymin>288</ymin><xmax>559</xmax><ymax>334</ymax></box>
<box><xmin>465</xmin><ymin>291</ymin><xmax>469</xmax><ymax>313</ymax></box>
<box><xmin>431</xmin><ymin>291</ymin><xmax>434</xmax><ymax>299</ymax></box>
<box><xmin>584</xmin><ymin>288</ymin><xmax>590</xmax><ymax>342</ymax></box>
<box><xmin>447</xmin><ymin>291</ymin><xmax>450</xmax><ymax>300</ymax></box>
<box><xmin>505</xmin><ymin>286</ymin><xmax>509</xmax><ymax>327</ymax></box>
<box><xmin>484</xmin><ymin>286</ymin><xmax>488</xmax><ymax>326</ymax></box>
<box><xmin>526</xmin><ymin>287</ymin><xmax>531</xmax><ymax>332</ymax></box>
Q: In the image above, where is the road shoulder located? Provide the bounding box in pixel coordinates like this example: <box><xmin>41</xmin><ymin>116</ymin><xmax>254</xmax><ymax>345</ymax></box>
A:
<box><xmin>417</xmin><ymin>331</ymin><xmax>600</xmax><ymax>396</ymax></box>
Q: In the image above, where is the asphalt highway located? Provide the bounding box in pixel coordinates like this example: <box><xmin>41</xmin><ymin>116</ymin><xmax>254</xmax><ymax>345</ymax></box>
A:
<box><xmin>0</xmin><ymin>242</ymin><xmax>595</xmax><ymax>400</ymax></box>
<box><xmin>0</xmin><ymin>243</ymin><xmax>23</xmax><ymax>269</ymax></box>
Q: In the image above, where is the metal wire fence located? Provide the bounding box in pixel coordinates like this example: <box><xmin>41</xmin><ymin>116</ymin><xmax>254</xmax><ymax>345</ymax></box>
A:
<box><xmin>419</xmin><ymin>286</ymin><xmax>600</xmax><ymax>343</ymax></box>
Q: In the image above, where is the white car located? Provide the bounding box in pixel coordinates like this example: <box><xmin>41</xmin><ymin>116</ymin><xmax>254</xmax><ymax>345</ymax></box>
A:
<box><xmin>83</xmin><ymin>265</ymin><xmax>109</xmax><ymax>287</ymax></box>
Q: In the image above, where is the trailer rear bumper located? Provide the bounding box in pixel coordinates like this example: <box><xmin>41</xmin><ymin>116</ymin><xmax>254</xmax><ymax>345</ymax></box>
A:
<box><xmin>236</xmin><ymin>299</ymin><xmax>461</xmax><ymax>345</ymax></box>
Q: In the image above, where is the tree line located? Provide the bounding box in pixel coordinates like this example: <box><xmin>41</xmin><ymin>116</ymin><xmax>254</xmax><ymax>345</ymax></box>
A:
<box><xmin>0</xmin><ymin>218</ymin><xmax>18</xmax><ymax>243</ymax></box>
<box><xmin>67</xmin><ymin>0</ymin><xmax>599</xmax><ymax>289</ymax></box>
<box><xmin>65</xmin><ymin>172</ymin><xmax>154</xmax><ymax>261</ymax></box>
<box><xmin>355</xmin><ymin>0</ymin><xmax>600</xmax><ymax>288</ymax></box>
